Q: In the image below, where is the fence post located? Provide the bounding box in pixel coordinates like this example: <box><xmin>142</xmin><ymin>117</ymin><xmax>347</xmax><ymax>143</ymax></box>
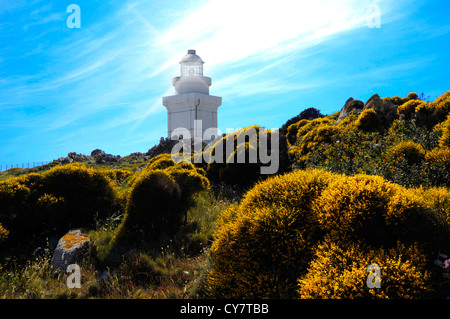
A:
<box><xmin>1</xmin><ymin>160</ymin><xmax>52</xmax><ymax>171</ymax></box>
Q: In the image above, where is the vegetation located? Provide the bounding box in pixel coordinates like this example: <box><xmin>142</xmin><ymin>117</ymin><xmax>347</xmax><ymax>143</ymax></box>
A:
<box><xmin>115</xmin><ymin>155</ymin><xmax>210</xmax><ymax>244</ymax></box>
<box><xmin>288</xmin><ymin>92</ymin><xmax>450</xmax><ymax>188</ymax></box>
<box><xmin>203</xmin><ymin>169</ymin><xmax>450</xmax><ymax>298</ymax></box>
<box><xmin>0</xmin><ymin>163</ymin><xmax>119</xmax><ymax>257</ymax></box>
<box><xmin>205</xmin><ymin>169</ymin><xmax>335</xmax><ymax>298</ymax></box>
<box><xmin>298</xmin><ymin>239</ymin><xmax>431</xmax><ymax>299</ymax></box>
<box><xmin>202</xmin><ymin>125</ymin><xmax>289</xmax><ymax>190</ymax></box>
<box><xmin>1</xmin><ymin>90</ymin><xmax>450</xmax><ymax>299</ymax></box>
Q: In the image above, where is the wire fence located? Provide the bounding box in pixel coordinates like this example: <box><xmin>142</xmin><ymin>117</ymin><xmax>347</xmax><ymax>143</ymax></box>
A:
<box><xmin>0</xmin><ymin>161</ymin><xmax>51</xmax><ymax>172</ymax></box>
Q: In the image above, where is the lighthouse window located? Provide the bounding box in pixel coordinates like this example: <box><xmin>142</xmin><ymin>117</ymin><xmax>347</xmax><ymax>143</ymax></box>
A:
<box><xmin>181</xmin><ymin>64</ymin><xmax>203</xmax><ymax>77</ymax></box>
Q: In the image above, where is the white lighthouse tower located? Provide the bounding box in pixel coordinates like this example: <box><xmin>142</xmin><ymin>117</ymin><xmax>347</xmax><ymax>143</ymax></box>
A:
<box><xmin>163</xmin><ymin>50</ymin><xmax>222</xmax><ymax>141</ymax></box>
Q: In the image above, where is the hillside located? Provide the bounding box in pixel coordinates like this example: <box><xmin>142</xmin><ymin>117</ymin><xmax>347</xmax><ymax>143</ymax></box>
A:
<box><xmin>1</xmin><ymin>90</ymin><xmax>450</xmax><ymax>299</ymax></box>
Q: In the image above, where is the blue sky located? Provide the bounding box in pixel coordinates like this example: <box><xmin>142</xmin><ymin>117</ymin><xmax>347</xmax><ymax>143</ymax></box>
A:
<box><xmin>0</xmin><ymin>0</ymin><xmax>449</xmax><ymax>166</ymax></box>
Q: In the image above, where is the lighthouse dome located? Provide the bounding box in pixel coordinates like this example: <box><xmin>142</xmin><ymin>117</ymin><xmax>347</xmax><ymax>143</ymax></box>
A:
<box><xmin>180</xmin><ymin>49</ymin><xmax>204</xmax><ymax>76</ymax></box>
<box><xmin>180</xmin><ymin>49</ymin><xmax>204</xmax><ymax>64</ymax></box>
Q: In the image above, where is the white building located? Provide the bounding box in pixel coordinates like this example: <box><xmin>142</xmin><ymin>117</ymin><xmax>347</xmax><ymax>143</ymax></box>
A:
<box><xmin>162</xmin><ymin>50</ymin><xmax>222</xmax><ymax>141</ymax></box>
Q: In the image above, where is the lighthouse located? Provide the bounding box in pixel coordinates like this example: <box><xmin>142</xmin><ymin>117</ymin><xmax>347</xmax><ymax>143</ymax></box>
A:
<box><xmin>163</xmin><ymin>50</ymin><xmax>222</xmax><ymax>141</ymax></box>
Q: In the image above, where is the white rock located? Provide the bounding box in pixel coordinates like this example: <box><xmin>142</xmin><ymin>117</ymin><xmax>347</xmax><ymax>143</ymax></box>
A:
<box><xmin>51</xmin><ymin>229</ymin><xmax>90</xmax><ymax>272</ymax></box>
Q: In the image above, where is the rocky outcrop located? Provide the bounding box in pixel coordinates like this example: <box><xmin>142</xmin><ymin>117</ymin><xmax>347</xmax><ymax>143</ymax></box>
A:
<box><xmin>51</xmin><ymin>229</ymin><xmax>91</xmax><ymax>272</ymax></box>
<box><xmin>57</xmin><ymin>152</ymin><xmax>89</xmax><ymax>164</ymax></box>
<box><xmin>57</xmin><ymin>157</ymin><xmax>73</xmax><ymax>164</ymax></box>
<box><xmin>93</xmin><ymin>152</ymin><xmax>121</xmax><ymax>164</ymax></box>
<box><xmin>146</xmin><ymin>137</ymin><xmax>182</xmax><ymax>158</ymax></box>
<box><xmin>337</xmin><ymin>97</ymin><xmax>364</xmax><ymax>123</ymax></box>
<box><xmin>90</xmin><ymin>149</ymin><xmax>106</xmax><ymax>157</ymax></box>
<box><xmin>337</xmin><ymin>94</ymin><xmax>398</xmax><ymax>126</ymax></box>
<box><xmin>56</xmin><ymin>150</ymin><xmax>121</xmax><ymax>165</ymax></box>
<box><xmin>363</xmin><ymin>94</ymin><xmax>398</xmax><ymax>126</ymax></box>
<box><xmin>364</xmin><ymin>93</ymin><xmax>381</xmax><ymax>107</ymax></box>
<box><xmin>68</xmin><ymin>152</ymin><xmax>89</xmax><ymax>162</ymax></box>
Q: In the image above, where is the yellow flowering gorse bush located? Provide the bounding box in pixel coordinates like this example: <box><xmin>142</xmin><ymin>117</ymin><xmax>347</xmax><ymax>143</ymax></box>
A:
<box><xmin>298</xmin><ymin>239</ymin><xmax>431</xmax><ymax>299</ymax></box>
<box><xmin>206</xmin><ymin>168</ymin><xmax>450</xmax><ymax>298</ymax></box>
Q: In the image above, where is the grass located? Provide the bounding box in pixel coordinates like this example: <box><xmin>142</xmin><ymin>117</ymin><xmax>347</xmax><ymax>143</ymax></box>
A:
<box><xmin>0</xmin><ymin>252</ymin><xmax>99</xmax><ymax>299</ymax></box>
<box><xmin>0</xmin><ymin>189</ymin><xmax>233</xmax><ymax>299</ymax></box>
<box><xmin>186</xmin><ymin>190</ymin><xmax>235</xmax><ymax>237</ymax></box>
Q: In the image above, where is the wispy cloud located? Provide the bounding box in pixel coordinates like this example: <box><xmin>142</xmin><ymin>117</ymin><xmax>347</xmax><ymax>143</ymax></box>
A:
<box><xmin>142</xmin><ymin>0</ymin><xmax>398</xmax><ymax>111</ymax></box>
<box><xmin>29</xmin><ymin>3</ymin><xmax>52</xmax><ymax>17</ymax></box>
<box><xmin>153</xmin><ymin>0</ymin><xmax>389</xmax><ymax>73</ymax></box>
<box><xmin>23</xmin><ymin>12</ymin><xmax>65</xmax><ymax>31</ymax></box>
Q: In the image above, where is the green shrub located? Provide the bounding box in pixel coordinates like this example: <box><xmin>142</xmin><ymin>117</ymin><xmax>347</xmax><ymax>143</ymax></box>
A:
<box><xmin>205</xmin><ymin>126</ymin><xmax>283</xmax><ymax>189</ymax></box>
<box><xmin>289</xmin><ymin>104</ymin><xmax>448</xmax><ymax>188</ymax></box>
<box><xmin>286</xmin><ymin>119</ymin><xmax>309</xmax><ymax>146</ymax></box>
<box><xmin>355</xmin><ymin>108</ymin><xmax>381</xmax><ymax>132</ymax></box>
<box><xmin>0</xmin><ymin>223</ymin><xmax>9</xmax><ymax>244</ymax></box>
<box><xmin>314</xmin><ymin>174</ymin><xmax>397</xmax><ymax>246</ymax></box>
<box><xmin>206</xmin><ymin>169</ymin><xmax>450</xmax><ymax>298</ymax></box>
<box><xmin>291</xmin><ymin>120</ymin><xmax>338</xmax><ymax>166</ymax></box>
<box><xmin>145</xmin><ymin>153</ymin><xmax>176</xmax><ymax>171</ymax></box>
<box><xmin>0</xmin><ymin>164</ymin><xmax>118</xmax><ymax>248</ymax></box>
<box><xmin>313</xmin><ymin>173</ymin><xmax>449</xmax><ymax>255</ymax></box>
<box><xmin>439</xmin><ymin>115</ymin><xmax>450</xmax><ymax>148</ymax></box>
<box><xmin>0</xmin><ymin>174</ymin><xmax>44</xmax><ymax>245</ymax></box>
<box><xmin>385</xmin><ymin>140</ymin><xmax>426</xmax><ymax>165</ymax></box>
<box><xmin>298</xmin><ymin>125</ymin><xmax>382</xmax><ymax>174</ymax></box>
<box><xmin>422</xmin><ymin>147</ymin><xmax>450</xmax><ymax>187</ymax></box>
<box><xmin>117</xmin><ymin>170</ymin><xmax>182</xmax><ymax>242</ymax></box>
<box><xmin>116</xmin><ymin>159</ymin><xmax>210</xmax><ymax>244</ymax></box>
<box><xmin>415</xmin><ymin>186</ymin><xmax>450</xmax><ymax>224</ymax></box>
<box><xmin>434</xmin><ymin>120</ymin><xmax>446</xmax><ymax>136</ymax></box>
<box><xmin>164</xmin><ymin>164</ymin><xmax>210</xmax><ymax>223</ymax></box>
<box><xmin>280</xmin><ymin>108</ymin><xmax>324</xmax><ymax>141</ymax></box>
<box><xmin>406</xmin><ymin>92</ymin><xmax>419</xmax><ymax>101</ymax></box>
<box><xmin>397</xmin><ymin>100</ymin><xmax>423</xmax><ymax>120</ymax></box>
<box><xmin>410</xmin><ymin>90</ymin><xmax>450</xmax><ymax>128</ymax></box>
<box><xmin>432</xmin><ymin>91</ymin><xmax>450</xmax><ymax>123</ymax></box>
<box><xmin>206</xmin><ymin>169</ymin><xmax>335</xmax><ymax>298</ymax></box>
<box><xmin>144</xmin><ymin>154</ymin><xmax>210</xmax><ymax>203</ymax></box>
<box><xmin>337</xmin><ymin>112</ymin><xmax>360</xmax><ymax>127</ymax></box>
<box><xmin>426</xmin><ymin>147</ymin><xmax>450</xmax><ymax>164</ymax></box>
<box><xmin>415</xmin><ymin>102</ymin><xmax>438</xmax><ymax>129</ymax></box>
<box><xmin>381</xmin><ymin>140</ymin><xmax>428</xmax><ymax>186</ymax></box>
<box><xmin>40</xmin><ymin>163</ymin><xmax>118</xmax><ymax>232</ymax></box>
<box><xmin>298</xmin><ymin>124</ymin><xmax>338</xmax><ymax>156</ymax></box>
<box><xmin>296</xmin><ymin>117</ymin><xmax>333</xmax><ymax>140</ymax></box>
<box><xmin>298</xmin><ymin>238</ymin><xmax>432</xmax><ymax>299</ymax></box>
<box><xmin>100</xmin><ymin>169</ymin><xmax>133</xmax><ymax>184</ymax></box>
<box><xmin>165</xmin><ymin>165</ymin><xmax>209</xmax><ymax>200</ymax></box>
<box><xmin>382</xmin><ymin>92</ymin><xmax>418</xmax><ymax>106</ymax></box>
